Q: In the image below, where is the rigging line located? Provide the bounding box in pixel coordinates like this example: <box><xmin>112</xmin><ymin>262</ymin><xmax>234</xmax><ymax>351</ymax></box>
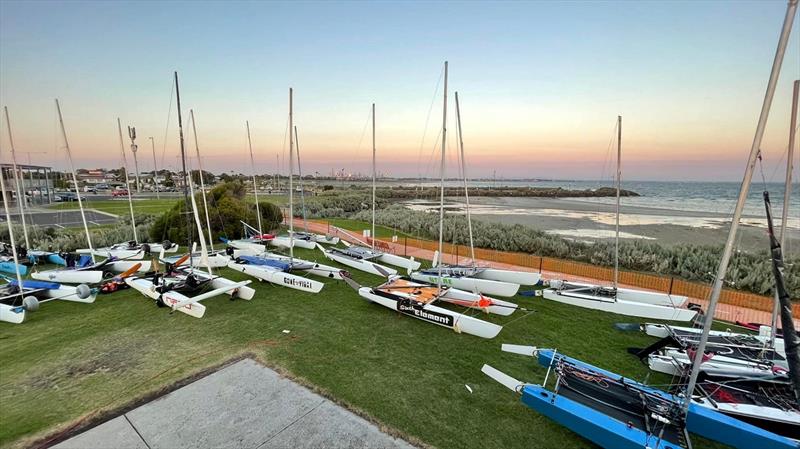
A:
<box><xmin>417</xmin><ymin>65</ymin><xmax>445</xmax><ymax>187</ymax></box>
<box><xmin>422</xmin><ymin>126</ymin><xmax>443</xmax><ymax>181</ymax></box>
<box><xmin>353</xmin><ymin>104</ymin><xmax>372</xmax><ymax>163</ymax></box>
<box><xmin>160</xmin><ymin>77</ymin><xmax>175</xmax><ymax>168</ymax></box>
<box><xmin>766</xmin><ymin>122</ymin><xmax>800</xmax><ymax>182</ymax></box>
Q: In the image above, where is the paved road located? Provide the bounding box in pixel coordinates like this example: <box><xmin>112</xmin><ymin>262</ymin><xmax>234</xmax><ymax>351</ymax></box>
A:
<box><xmin>2</xmin><ymin>210</ymin><xmax>118</xmax><ymax>228</ymax></box>
<box><xmin>53</xmin><ymin>358</ymin><xmax>414</xmax><ymax>449</ymax></box>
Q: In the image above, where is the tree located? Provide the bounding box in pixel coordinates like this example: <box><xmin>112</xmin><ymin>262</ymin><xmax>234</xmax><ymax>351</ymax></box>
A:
<box><xmin>191</xmin><ymin>170</ymin><xmax>215</xmax><ymax>186</ymax></box>
<box><xmin>258</xmin><ymin>201</ymin><xmax>283</xmax><ymax>230</ymax></box>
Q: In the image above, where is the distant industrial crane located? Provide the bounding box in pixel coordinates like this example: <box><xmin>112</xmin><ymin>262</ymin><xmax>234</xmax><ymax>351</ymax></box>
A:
<box><xmin>127</xmin><ymin>126</ymin><xmax>141</xmax><ymax>192</ymax></box>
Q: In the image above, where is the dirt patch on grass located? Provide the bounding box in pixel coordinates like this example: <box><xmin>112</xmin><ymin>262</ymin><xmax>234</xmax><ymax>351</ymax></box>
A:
<box><xmin>25</xmin><ymin>339</ymin><xmax>146</xmax><ymax>390</ymax></box>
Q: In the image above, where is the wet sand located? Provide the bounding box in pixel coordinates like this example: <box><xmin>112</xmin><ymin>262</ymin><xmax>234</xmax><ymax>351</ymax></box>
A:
<box><xmin>408</xmin><ymin>197</ymin><xmax>800</xmax><ymax>254</ymax></box>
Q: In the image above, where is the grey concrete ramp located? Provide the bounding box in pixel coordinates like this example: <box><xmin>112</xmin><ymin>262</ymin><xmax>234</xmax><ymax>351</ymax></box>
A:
<box><xmin>53</xmin><ymin>359</ymin><xmax>414</xmax><ymax>449</ymax></box>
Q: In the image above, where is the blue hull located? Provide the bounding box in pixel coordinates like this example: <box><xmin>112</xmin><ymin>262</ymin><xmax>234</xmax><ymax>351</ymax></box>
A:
<box><xmin>536</xmin><ymin>350</ymin><xmax>797</xmax><ymax>449</ymax></box>
<box><xmin>0</xmin><ymin>262</ymin><xmax>27</xmax><ymax>276</ymax></box>
<box><xmin>520</xmin><ymin>384</ymin><xmax>683</xmax><ymax>449</ymax></box>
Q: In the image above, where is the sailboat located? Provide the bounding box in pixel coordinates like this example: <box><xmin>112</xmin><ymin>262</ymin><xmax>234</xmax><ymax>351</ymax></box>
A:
<box><xmin>286</xmin><ymin>126</ymin><xmax>339</xmax><ymax>245</ymax></box>
<box><xmin>78</xmin><ymin>119</ymin><xmax>177</xmax><ymax>260</ymax></box>
<box><xmin>157</xmin><ymin>110</ymin><xmax>229</xmax><ymax>270</ymax></box>
<box><xmin>542</xmin><ymin>116</ymin><xmax>696</xmax><ymax>320</ymax></box>
<box><xmin>31</xmin><ymin>100</ymin><xmax>150</xmax><ymax>285</ymax></box>
<box><xmin>482</xmin><ymin>345</ymin><xmax>797</xmax><ymax>449</ymax></box>
<box><xmin>410</xmin><ymin>88</ymin><xmax>533</xmax><ymax>297</ymax></box>
<box><xmin>2</xmin><ymin>106</ymin><xmax>65</xmax><ymax>267</ymax></box>
<box><xmin>0</xmin><ymin>151</ymin><xmax>96</xmax><ymax>324</ymax></box>
<box><xmin>125</xmin><ymin>72</ymin><xmax>254</xmax><ymax>317</ymax></box>
<box><xmin>319</xmin><ymin>103</ymin><xmax>421</xmax><ymax>276</ymax></box>
<box><xmin>228</xmin><ymin>105</ymin><xmax>340</xmax><ymax>292</ymax></box>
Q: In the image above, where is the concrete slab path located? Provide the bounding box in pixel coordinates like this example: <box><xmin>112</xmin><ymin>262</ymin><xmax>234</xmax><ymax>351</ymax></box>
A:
<box><xmin>54</xmin><ymin>359</ymin><xmax>414</xmax><ymax>449</ymax></box>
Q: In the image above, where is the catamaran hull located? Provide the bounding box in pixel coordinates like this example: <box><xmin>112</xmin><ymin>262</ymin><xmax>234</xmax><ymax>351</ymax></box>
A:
<box><xmin>439</xmin><ymin>288</ymin><xmax>518</xmax><ymax>316</ymax></box>
<box><xmin>41</xmin><ymin>285</ymin><xmax>97</xmax><ymax>304</ymax></box>
<box><xmin>270</xmin><ymin>236</ymin><xmax>316</xmax><ymax>250</ymax></box>
<box><xmin>124</xmin><ymin>278</ymin><xmax>207</xmax><ymax>318</ymax></box>
<box><xmin>378</xmin><ymin>253</ymin><xmax>421</xmax><ymax>271</ymax></box>
<box><xmin>410</xmin><ymin>272</ymin><xmax>519</xmax><ymax>297</ymax></box>
<box><xmin>533</xmin><ymin>349</ymin><xmax>797</xmax><ymax>449</ymax></box>
<box><xmin>256</xmin><ymin>254</ymin><xmax>344</xmax><ymax>280</ymax></box>
<box><xmin>474</xmin><ymin>269</ymin><xmax>541</xmax><ymax>286</ymax></box>
<box><xmin>549</xmin><ymin>280</ymin><xmax>689</xmax><ymax>307</ymax></box>
<box><xmin>163</xmin><ymin>254</ymin><xmax>230</xmax><ymax>269</ymax></box>
<box><xmin>543</xmin><ymin>288</ymin><xmax>696</xmax><ymax>321</ymax></box>
<box><xmin>323</xmin><ymin>250</ymin><xmax>397</xmax><ymax>277</ymax></box>
<box><xmin>31</xmin><ymin>270</ymin><xmax>103</xmax><ymax>284</ymax></box>
<box><xmin>357</xmin><ymin>287</ymin><xmax>502</xmax><ymax>339</ymax></box>
<box><xmin>0</xmin><ymin>262</ymin><xmax>27</xmax><ymax>276</ymax></box>
<box><xmin>643</xmin><ymin>323</ymin><xmax>785</xmax><ymax>355</ymax></box>
<box><xmin>227</xmin><ymin>262</ymin><xmax>324</xmax><ymax>293</ymax></box>
<box><xmin>519</xmin><ymin>384</ymin><xmax>684</xmax><ymax>449</ymax></box>
<box><xmin>0</xmin><ymin>303</ymin><xmax>25</xmax><ymax>324</ymax></box>
<box><xmin>647</xmin><ymin>351</ymin><xmax>786</xmax><ymax>379</ymax></box>
<box><xmin>78</xmin><ymin>249</ymin><xmax>145</xmax><ymax>260</ymax></box>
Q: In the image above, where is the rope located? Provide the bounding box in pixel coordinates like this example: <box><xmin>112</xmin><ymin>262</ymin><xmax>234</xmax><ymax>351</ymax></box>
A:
<box><xmin>159</xmin><ymin>77</ymin><xmax>175</xmax><ymax>169</ymax></box>
<box><xmin>416</xmin><ymin>66</ymin><xmax>445</xmax><ymax>193</ymax></box>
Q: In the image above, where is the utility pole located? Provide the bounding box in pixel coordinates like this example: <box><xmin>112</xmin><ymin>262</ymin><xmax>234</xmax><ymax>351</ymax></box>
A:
<box><xmin>149</xmin><ymin>136</ymin><xmax>160</xmax><ymax>199</ymax></box>
<box><xmin>128</xmin><ymin>126</ymin><xmax>140</xmax><ymax>192</ymax></box>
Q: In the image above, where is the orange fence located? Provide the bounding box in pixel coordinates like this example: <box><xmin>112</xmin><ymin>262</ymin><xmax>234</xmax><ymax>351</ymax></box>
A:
<box><xmin>379</xmin><ymin>235</ymin><xmax>799</xmax><ymax>319</ymax></box>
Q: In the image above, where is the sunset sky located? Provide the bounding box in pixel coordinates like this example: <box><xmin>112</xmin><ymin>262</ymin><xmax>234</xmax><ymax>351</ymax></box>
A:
<box><xmin>1</xmin><ymin>1</ymin><xmax>798</xmax><ymax>181</ymax></box>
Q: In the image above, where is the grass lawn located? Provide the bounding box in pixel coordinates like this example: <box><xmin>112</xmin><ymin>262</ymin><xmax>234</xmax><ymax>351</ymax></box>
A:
<box><xmin>49</xmin><ymin>199</ymin><xmax>180</xmax><ymax>216</ymax></box>
<box><xmin>0</xmin><ymin>247</ymin><xmax>726</xmax><ymax>449</ymax></box>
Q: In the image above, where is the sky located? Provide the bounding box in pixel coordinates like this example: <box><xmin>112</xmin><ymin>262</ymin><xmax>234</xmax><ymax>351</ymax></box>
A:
<box><xmin>0</xmin><ymin>0</ymin><xmax>799</xmax><ymax>181</ymax></box>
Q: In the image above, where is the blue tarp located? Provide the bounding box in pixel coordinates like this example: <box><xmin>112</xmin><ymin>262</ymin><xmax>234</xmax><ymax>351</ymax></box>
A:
<box><xmin>10</xmin><ymin>279</ymin><xmax>60</xmax><ymax>290</ymax></box>
<box><xmin>239</xmin><ymin>256</ymin><xmax>290</xmax><ymax>271</ymax></box>
<box><xmin>77</xmin><ymin>255</ymin><xmax>93</xmax><ymax>268</ymax></box>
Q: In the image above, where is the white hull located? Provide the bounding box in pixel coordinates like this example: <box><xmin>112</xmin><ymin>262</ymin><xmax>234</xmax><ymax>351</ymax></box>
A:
<box><xmin>357</xmin><ymin>287</ymin><xmax>502</xmax><ymax>338</ymax></box>
<box><xmin>378</xmin><ymin>253</ymin><xmax>421</xmax><ymax>271</ymax></box>
<box><xmin>78</xmin><ymin>248</ymin><xmax>145</xmax><ymax>260</ymax></box>
<box><xmin>322</xmin><ymin>250</ymin><xmax>397</xmax><ymax>277</ymax></box>
<box><xmin>41</xmin><ymin>285</ymin><xmax>97</xmax><ymax>303</ymax></box>
<box><xmin>548</xmin><ymin>280</ymin><xmax>689</xmax><ymax>307</ymax></box>
<box><xmin>227</xmin><ymin>261</ymin><xmax>324</xmax><ymax>293</ymax></box>
<box><xmin>0</xmin><ymin>303</ymin><xmax>25</xmax><ymax>324</ymax></box>
<box><xmin>647</xmin><ymin>351</ymin><xmax>785</xmax><ymax>379</ymax></box>
<box><xmin>163</xmin><ymin>253</ymin><xmax>230</xmax><ymax>269</ymax></box>
<box><xmin>542</xmin><ymin>288</ymin><xmax>697</xmax><ymax>321</ymax></box>
<box><xmin>474</xmin><ymin>269</ymin><xmax>541</xmax><ymax>286</ymax></box>
<box><xmin>150</xmin><ymin>243</ymin><xmax>179</xmax><ymax>253</ymax></box>
<box><xmin>109</xmin><ymin>260</ymin><xmax>151</xmax><ymax>273</ymax></box>
<box><xmin>289</xmin><ymin>231</ymin><xmax>340</xmax><ymax>245</ymax></box>
<box><xmin>270</xmin><ymin>236</ymin><xmax>316</xmax><ymax>250</ymax></box>
<box><xmin>124</xmin><ymin>277</ymin><xmax>207</xmax><ymax>318</ymax></box>
<box><xmin>693</xmin><ymin>396</ymin><xmax>800</xmax><ymax>432</ymax></box>
<box><xmin>32</xmin><ymin>269</ymin><xmax>103</xmax><ymax>284</ymax></box>
<box><xmin>256</xmin><ymin>253</ymin><xmax>344</xmax><ymax>280</ymax></box>
<box><xmin>410</xmin><ymin>272</ymin><xmax>519</xmax><ymax>297</ymax></box>
<box><xmin>643</xmin><ymin>323</ymin><xmax>785</xmax><ymax>355</ymax></box>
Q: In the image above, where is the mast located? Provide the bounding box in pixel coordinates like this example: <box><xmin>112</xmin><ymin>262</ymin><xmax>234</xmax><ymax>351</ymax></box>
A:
<box><xmin>174</xmin><ymin>72</ymin><xmax>194</xmax><ymax>268</ymax></box>
<box><xmin>437</xmin><ymin>61</ymin><xmax>448</xmax><ymax>287</ymax></box>
<box><xmin>189</xmin><ymin>109</ymin><xmax>214</xmax><ymax>251</ymax></box>
<box><xmin>614</xmin><ymin>115</ymin><xmax>621</xmax><ymax>289</ymax></box>
<box><xmin>3</xmin><ymin>106</ymin><xmax>30</xmax><ymax>250</ymax></box>
<box><xmin>770</xmin><ymin>78</ymin><xmax>798</xmax><ymax>349</ymax></box>
<box><xmin>682</xmin><ymin>0</ymin><xmax>797</xmax><ymax>411</ymax></box>
<box><xmin>149</xmin><ymin>137</ymin><xmax>160</xmax><ymax>199</ymax></box>
<box><xmin>0</xmin><ymin>156</ymin><xmax>25</xmax><ymax>294</ymax></box>
<box><xmin>371</xmin><ymin>103</ymin><xmax>376</xmax><ymax>249</ymax></box>
<box><xmin>455</xmin><ymin>92</ymin><xmax>475</xmax><ymax>265</ymax></box>
<box><xmin>294</xmin><ymin>126</ymin><xmax>308</xmax><ymax>233</ymax></box>
<box><xmin>288</xmin><ymin>87</ymin><xmax>294</xmax><ymax>260</ymax></box>
<box><xmin>117</xmin><ymin>118</ymin><xmax>138</xmax><ymax>242</ymax></box>
<box><xmin>55</xmin><ymin>99</ymin><xmax>95</xmax><ymax>263</ymax></box>
<box><xmin>247</xmin><ymin>121</ymin><xmax>262</xmax><ymax>235</ymax></box>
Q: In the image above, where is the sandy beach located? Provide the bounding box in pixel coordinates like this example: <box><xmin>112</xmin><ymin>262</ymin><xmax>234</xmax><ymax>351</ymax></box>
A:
<box><xmin>405</xmin><ymin>196</ymin><xmax>800</xmax><ymax>255</ymax></box>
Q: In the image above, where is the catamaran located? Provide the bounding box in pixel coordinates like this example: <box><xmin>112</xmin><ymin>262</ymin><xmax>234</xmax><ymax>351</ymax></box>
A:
<box><xmin>542</xmin><ymin>116</ymin><xmax>695</xmax><ymax>320</ymax></box>
<box><xmin>0</xmin><ymin>158</ymin><xmax>96</xmax><ymax>324</ymax></box>
<box><xmin>226</xmin><ymin>103</ymin><xmax>341</xmax><ymax>292</ymax></box>
<box><xmin>31</xmin><ymin>100</ymin><xmax>150</xmax><ymax>284</ymax></box>
<box><xmin>125</xmin><ymin>72</ymin><xmax>255</xmax><ymax>317</ymax></box>
<box><xmin>318</xmin><ymin>103</ymin><xmax>420</xmax><ymax>276</ymax></box>
<box><xmin>343</xmin><ymin>273</ymin><xmax>510</xmax><ymax>339</ymax></box>
<box><xmin>482</xmin><ymin>345</ymin><xmax>796</xmax><ymax>449</ymax></box>
<box><xmin>77</xmin><ymin>119</ymin><xmax>178</xmax><ymax>260</ymax></box>
<box><xmin>410</xmin><ymin>88</ymin><xmax>537</xmax><ymax>297</ymax></box>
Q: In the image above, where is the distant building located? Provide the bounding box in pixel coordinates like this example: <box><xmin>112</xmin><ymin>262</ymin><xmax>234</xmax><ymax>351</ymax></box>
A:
<box><xmin>77</xmin><ymin>168</ymin><xmax>117</xmax><ymax>185</ymax></box>
<box><xmin>1</xmin><ymin>163</ymin><xmax>55</xmax><ymax>204</ymax></box>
